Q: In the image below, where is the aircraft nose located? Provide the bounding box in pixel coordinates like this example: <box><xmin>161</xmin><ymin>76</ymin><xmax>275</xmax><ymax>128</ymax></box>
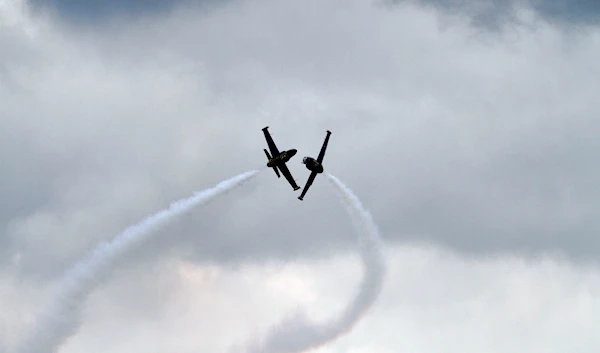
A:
<box><xmin>289</xmin><ymin>149</ymin><xmax>297</xmax><ymax>156</ymax></box>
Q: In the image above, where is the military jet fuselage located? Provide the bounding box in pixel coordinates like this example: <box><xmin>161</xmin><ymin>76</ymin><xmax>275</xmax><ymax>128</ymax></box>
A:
<box><xmin>302</xmin><ymin>156</ymin><xmax>324</xmax><ymax>173</ymax></box>
<box><xmin>266</xmin><ymin>149</ymin><xmax>297</xmax><ymax>167</ymax></box>
<box><xmin>262</xmin><ymin>126</ymin><xmax>302</xmax><ymax>191</ymax></box>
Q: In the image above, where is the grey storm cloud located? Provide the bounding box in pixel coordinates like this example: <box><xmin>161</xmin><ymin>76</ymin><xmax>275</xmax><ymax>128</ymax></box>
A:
<box><xmin>27</xmin><ymin>0</ymin><xmax>600</xmax><ymax>27</ymax></box>
<box><xmin>27</xmin><ymin>0</ymin><xmax>227</xmax><ymax>24</ymax></box>
<box><xmin>384</xmin><ymin>0</ymin><xmax>600</xmax><ymax>28</ymax></box>
<box><xmin>3</xmin><ymin>1</ymin><xmax>600</xmax><ymax>352</ymax></box>
<box><xmin>1</xmin><ymin>0</ymin><xmax>600</xmax><ymax>283</ymax></box>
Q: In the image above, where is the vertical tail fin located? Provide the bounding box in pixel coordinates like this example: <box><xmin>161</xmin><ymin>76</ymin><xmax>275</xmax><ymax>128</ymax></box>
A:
<box><xmin>264</xmin><ymin>149</ymin><xmax>281</xmax><ymax>178</ymax></box>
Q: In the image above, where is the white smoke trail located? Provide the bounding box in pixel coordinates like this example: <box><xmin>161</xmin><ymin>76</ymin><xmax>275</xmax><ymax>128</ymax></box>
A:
<box><xmin>15</xmin><ymin>169</ymin><xmax>261</xmax><ymax>353</ymax></box>
<box><xmin>237</xmin><ymin>173</ymin><xmax>386</xmax><ymax>353</ymax></box>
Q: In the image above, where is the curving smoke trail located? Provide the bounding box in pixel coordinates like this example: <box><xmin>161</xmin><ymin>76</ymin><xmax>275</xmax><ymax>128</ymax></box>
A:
<box><xmin>237</xmin><ymin>173</ymin><xmax>386</xmax><ymax>353</ymax></box>
<box><xmin>15</xmin><ymin>170</ymin><xmax>260</xmax><ymax>353</ymax></box>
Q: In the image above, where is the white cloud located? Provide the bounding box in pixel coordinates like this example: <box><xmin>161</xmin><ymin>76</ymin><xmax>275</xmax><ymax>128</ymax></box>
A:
<box><xmin>7</xmin><ymin>244</ymin><xmax>595</xmax><ymax>353</ymax></box>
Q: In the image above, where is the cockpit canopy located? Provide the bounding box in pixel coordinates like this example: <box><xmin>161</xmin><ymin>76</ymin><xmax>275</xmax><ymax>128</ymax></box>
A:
<box><xmin>302</xmin><ymin>156</ymin><xmax>310</xmax><ymax>163</ymax></box>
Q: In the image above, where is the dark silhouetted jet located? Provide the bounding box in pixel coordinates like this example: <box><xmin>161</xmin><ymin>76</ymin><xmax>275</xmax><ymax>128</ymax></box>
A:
<box><xmin>298</xmin><ymin>130</ymin><xmax>331</xmax><ymax>201</ymax></box>
<box><xmin>262</xmin><ymin>126</ymin><xmax>301</xmax><ymax>191</ymax></box>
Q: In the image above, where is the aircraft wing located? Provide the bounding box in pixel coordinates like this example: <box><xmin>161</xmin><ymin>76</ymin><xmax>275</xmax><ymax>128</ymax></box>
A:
<box><xmin>298</xmin><ymin>171</ymin><xmax>318</xmax><ymax>200</ymax></box>
<box><xmin>278</xmin><ymin>162</ymin><xmax>301</xmax><ymax>191</ymax></box>
<box><xmin>262</xmin><ymin>126</ymin><xmax>280</xmax><ymax>157</ymax></box>
<box><xmin>316</xmin><ymin>130</ymin><xmax>331</xmax><ymax>164</ymax></box>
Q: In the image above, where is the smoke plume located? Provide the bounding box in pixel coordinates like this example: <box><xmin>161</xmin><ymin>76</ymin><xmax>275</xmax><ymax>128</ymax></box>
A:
<box><xmin>236</xmin><ymin>173</ymin><xmax>386</xmax><ymax>353</ymax></box>
<box><xmin>14</xmin><ymin>170</ymin><xmax>260</xmax><ymax>353</ymax></box>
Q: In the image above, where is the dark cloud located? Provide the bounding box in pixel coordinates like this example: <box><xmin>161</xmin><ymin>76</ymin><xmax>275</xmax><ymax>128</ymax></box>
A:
<box><xmin>28</xmin><ymin>0</ymin><xmax>228</xmax><ymax>25</ymax></box>
<box><xmin>29</xmin><ymin>0</ymin><xmax>174</xmax><ymax>23</ymax></box>
<box><xmin>535</xmin><ymin>0</ymin><xmax>600</xmax><ymax>25</ymax></box>
<box><xmin>30</xmin><ymin>0</ymin><xmax>600</xmax><ymax>28</ymax></box>
<box><xmin>385</xmin><ymin>0</ymin><xmax>600</xmax><ymax>28</ymax></box>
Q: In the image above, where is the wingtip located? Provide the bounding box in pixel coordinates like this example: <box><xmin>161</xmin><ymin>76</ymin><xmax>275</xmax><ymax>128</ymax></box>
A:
<box><xmin>294</xmin><ymin>186</ymin><xmax>301</xmax><ymax>191</ymax></box>
<box><xmin>298</xmin><ymin>196</ymin><xmax>303</xmax><ymax>200</ymax></box>
<box><xmin>262</xmin><ymin>126</ymin><xmax>269</xmax><ymax>131</ymax></box>
<box><xmin>327</xmin><ymin>130</ymin><xmax>331</xmax><ymax>134</ymax></box>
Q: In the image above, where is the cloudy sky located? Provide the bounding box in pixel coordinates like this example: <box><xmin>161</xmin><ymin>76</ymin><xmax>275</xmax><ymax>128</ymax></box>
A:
<box><xmin>2</xmin><ymin>0</ymin><xmax>600</xmax><ymax>351</ymax></box>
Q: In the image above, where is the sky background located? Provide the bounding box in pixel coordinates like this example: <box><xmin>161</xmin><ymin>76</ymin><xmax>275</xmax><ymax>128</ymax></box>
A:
<box><xmin>1</xmin><ymin>0</ymin><xmax>600</xmax><ymax>351</ymax></box>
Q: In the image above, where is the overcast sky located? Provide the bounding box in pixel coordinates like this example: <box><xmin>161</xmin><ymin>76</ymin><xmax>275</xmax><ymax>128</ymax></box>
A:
<box><xmin>1</xmin><ymin>0</ymin><xmax>600</xmax><ymax>351</ymax></box>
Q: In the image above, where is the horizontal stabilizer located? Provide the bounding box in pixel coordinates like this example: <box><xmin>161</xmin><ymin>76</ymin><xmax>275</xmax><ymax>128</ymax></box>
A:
<box><xmin>264</xmin><ymin>148</ymin><xmax>281</xmax><ymax>178</ymax></box>
<box><xmin>264</xmin><ymin>148</ymin><xmax>272</xmax><ymax>160</ymax></box>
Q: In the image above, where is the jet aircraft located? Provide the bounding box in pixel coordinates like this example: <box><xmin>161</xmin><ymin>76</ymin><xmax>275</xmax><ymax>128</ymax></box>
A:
<box><xmin>262</xmin><ymin>126</ymin><xmax>301</xmax><ymax>191</ymax></box>
<box><xmin>298</xmin><ymin>130</ymin><xmax>331</xmax><ymax>201</ymax></box>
